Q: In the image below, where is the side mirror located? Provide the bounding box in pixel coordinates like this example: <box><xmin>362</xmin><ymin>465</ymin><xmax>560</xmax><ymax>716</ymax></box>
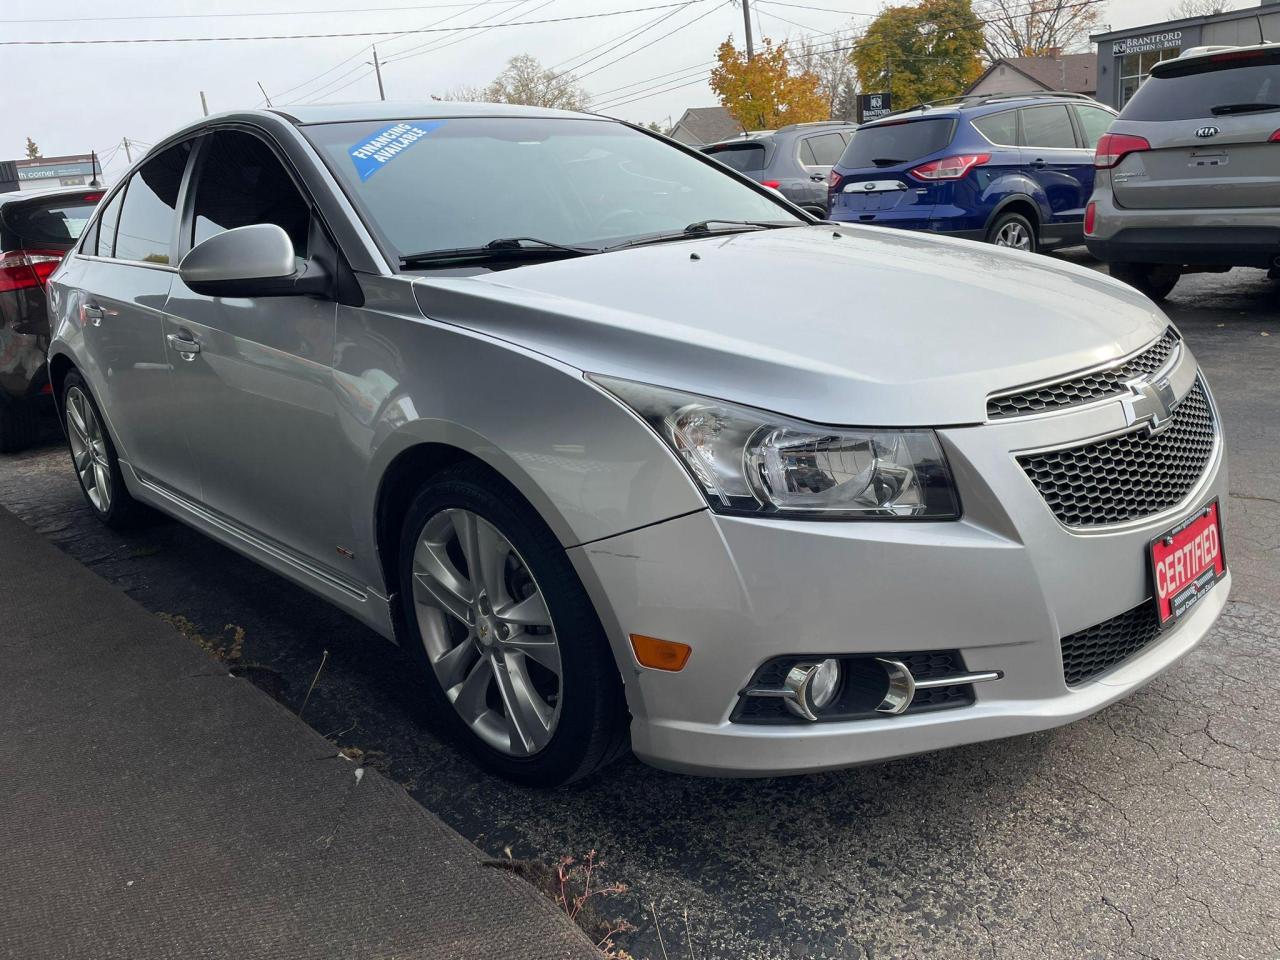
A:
<box><xmin>178</xmin><ymin>223</ymin><xmax>329</xmax><ymax>298</ymax></box>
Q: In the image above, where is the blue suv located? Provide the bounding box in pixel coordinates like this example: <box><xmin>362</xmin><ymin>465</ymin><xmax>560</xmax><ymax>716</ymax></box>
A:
<box><xmin>827</xmin><ymin>93</ymin><xmax>1116</xmax><ymax>253</ymax></box>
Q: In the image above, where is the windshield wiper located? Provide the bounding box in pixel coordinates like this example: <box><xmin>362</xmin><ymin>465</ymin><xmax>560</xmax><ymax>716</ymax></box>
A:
<box><xmin>872</xmin><ymin>157</ymin><xmax>905</xmax><ymax>167</ymax></box>
<box><xmin>603</xmin><ymin>219</ymin><xmax>795</xmax><ymax>251</ymax></box>
<box><xmin>400</xmin><ymin>236</ymin><xmax>599</xmax><ymax>267</ymax></box>
<box><xmin>1210</xmin><ymin>101</ymin><xmax>1280</xmax><ymax>115</ymax></box>
<box><xmin>683</xmin><ymin>218</ymin><xmax>793</xmax><ymax>233</ymax></box>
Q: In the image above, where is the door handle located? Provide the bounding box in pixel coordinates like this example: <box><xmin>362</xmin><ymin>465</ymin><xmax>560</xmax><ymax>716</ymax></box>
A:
<box><xmin>1030</xmin><ymin>158</ymin><xmax>1047</xmax><ymax>168</ymax></box>
<box><xmin>810</xmin><ymin>174</ymin><xmax>826</xmax><ymax>182</ymax></box>
<box><xmin>81</xmin><ymin>303</ymin><xmax>105</xmax><ymax>326</ymax></box>
<box><xmin>166</xmin><ymin>332</ymin><xmax>202</xmax><ymax>360</ymax></box>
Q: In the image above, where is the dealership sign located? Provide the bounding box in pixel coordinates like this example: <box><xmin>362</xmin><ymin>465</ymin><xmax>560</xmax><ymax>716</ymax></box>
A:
<box><xmin>1113</xmin><ymin>31</ymin><xmax>1182</xmax><ymax>55</ymax></box>
<box><xmin>858</xmin><ymin>92</ymin><xmax>893</xmax><ymax>122</ymax></box>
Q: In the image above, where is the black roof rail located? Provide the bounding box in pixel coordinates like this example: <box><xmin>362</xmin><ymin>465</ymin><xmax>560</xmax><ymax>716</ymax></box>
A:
<box><xmin>866</xmin><ymin>89</ymin><xmax>1099</xmax><ymax>123</ymax></box>
<box><xmin>774</xmin><ymin>120</ymin><xmax>859</xmax><ymax>134</ymax></box>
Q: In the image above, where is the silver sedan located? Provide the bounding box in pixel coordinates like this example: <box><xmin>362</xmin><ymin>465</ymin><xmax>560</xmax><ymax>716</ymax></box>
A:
<box><xmin>47</xmin><ymin>103</ymin><xmax>1229</xmax><ymax>785</ymax></box>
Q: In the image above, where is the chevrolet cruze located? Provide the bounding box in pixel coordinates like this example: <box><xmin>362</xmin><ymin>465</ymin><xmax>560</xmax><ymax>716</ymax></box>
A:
<box><xmin>47</xmin><ymin>103</ymin><xmax>1230</xmax><ymax>785</ymax></box>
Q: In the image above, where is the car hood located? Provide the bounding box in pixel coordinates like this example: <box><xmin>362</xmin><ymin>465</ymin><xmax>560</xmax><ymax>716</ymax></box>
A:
<box><xmin>410</xmin><ymin>224</ymin><xmax>1169</xmax><ymax>426</ymax></box>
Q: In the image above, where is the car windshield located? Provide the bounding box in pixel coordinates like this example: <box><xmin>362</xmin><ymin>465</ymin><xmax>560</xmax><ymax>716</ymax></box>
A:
<box><xmin>839</xmin><ymin>118</ymin><xmax>956</xmax><ymax>169</ymax></box>
<box><xmin>305</xmin><ymin>116</ymin><xmax>802</xmax><ymax>264</ymax></box>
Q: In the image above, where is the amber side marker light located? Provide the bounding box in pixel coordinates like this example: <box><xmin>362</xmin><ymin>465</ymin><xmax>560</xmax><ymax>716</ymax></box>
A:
<box><xmin>629</xmin><ymin>634</ymin><xmax>692</xmax><ymax>672</ymax></box>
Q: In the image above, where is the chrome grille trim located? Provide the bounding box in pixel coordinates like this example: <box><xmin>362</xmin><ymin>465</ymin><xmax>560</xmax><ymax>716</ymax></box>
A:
<box><xmin>987</xmin><ymin>329</ymin><xmax>1181</xmax><ymax>420</ymax></box>
<box><xmin>1016</xmin><ymin>376</ymin><xmax>1218</xmax><ymax>528</ymax></box>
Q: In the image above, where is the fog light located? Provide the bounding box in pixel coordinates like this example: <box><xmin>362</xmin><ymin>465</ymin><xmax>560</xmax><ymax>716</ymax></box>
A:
<box><xmin>783</xmin><ymin>658</ymin><xmax>842</xmax><ymax>721</ymax></box>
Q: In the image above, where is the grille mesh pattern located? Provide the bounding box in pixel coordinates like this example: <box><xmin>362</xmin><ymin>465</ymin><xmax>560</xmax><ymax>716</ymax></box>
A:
<box><xmin>1061</xmin><ymin>600</ymin><xmax>1163</xmax><ymax>686</ymax></box>
<box><xmin>987</xmin><ymin>330</ymin><xmax>1180</xmax><ymax>419</ymax></box>
<box><xmin>1017</xmin><ymin>378</ymin><xmax>1215</xmax><ymax>527</ymax></box>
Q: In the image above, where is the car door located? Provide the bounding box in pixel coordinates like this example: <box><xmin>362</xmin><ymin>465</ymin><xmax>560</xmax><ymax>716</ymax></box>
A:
<box><xmin>1018</xmin><ymin>104</ymin><xmax>1094</xmax><ymax>233</ymax></box>
<box><xmin>162</xmin><ymin>128</ymin><xmax>346</xmax><ymax>574</ymax></box>
<box><xmin>72</xmin><ymin>140</ymin><xmax>202</xmax><ymax>495</ymax></box>
<box><xmin>797</xmin><ymin>132</ymin><xmax>846</xmax><ymax>209</ymax></box>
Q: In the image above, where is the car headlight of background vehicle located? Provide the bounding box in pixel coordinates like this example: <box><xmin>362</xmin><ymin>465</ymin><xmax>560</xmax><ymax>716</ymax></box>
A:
<box><xmin>591</xmin><ymin>376</ymin><xmax>960</xmax><ymax>519</ymax></box>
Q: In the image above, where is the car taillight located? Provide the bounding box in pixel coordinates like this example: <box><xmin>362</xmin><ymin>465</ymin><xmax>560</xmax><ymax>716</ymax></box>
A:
<box><xmin>1084</xmin><ymin>201</ymin><xmax>1097</xmax><ymax>236</ymax></box>
<box><xmin>1270</xmin><ymin>130</ymin><xmax>1280</xmax><ymax>142</ymax></box>
<box><xmin>0</xmin><ymin>249</ymin><xmax>66</xmax><ymax>295</ymax></box>
<box><xmin>761</xmin><ymin>180</ymin><xmax>781</xmax><ymax>189</ymax></box>
<box><xmin>908</xmin><ymin>154</ymin><xmax>990</xmax><ymax>181</ymax></box>
<box><xmin>1094</xmin><ymin>132</ymin><xmax>1150</xmax><ymax>168</ymax></box>
<box><xmin>827</xmin><ymin>169</ymin><xmax>842</xmax><ymax>190</ymax></box>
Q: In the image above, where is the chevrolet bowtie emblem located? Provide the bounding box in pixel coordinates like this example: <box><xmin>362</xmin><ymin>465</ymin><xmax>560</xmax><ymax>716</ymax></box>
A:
<box><xmin>1121</xmin><ymin>372</ymin><xmax>1180</xmax><ymax>436</ymax></box>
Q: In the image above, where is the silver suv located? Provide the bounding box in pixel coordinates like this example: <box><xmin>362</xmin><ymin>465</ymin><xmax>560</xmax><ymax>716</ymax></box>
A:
<box><xmin>47</xmin><ymin>104</ymin><xmax>1229</xmax><ymax>785</ymax></box>
<box><xmin>1086</xmin><ymin>43</ymin><xmax>1280</xmax><ymax>299</ymax></box>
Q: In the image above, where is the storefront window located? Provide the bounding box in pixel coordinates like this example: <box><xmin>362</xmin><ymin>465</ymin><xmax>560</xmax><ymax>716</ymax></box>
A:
<box><xmin>1119</xmin><ymin>47</ymin><xmax>1182</xmax><ymax>104</ymax></box>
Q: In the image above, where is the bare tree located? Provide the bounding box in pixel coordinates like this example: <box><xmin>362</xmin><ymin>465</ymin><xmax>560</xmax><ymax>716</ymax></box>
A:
<box><xmin>1168</xmin><ymin>0</ymin><xmax>1234</xmax><ymax>18</ymax></box>
<box><xmin>977</xmin><ymin>0</ymin><xmax>1108</xmax><ymax>60</ymax></box>
<box><xmin>793</xmin><ymin>33</ymin><xmax>858</xmax><ymax>119</ymax></box>
<box><xmin>447</xmin><ymin>54</ymin><xmax>591</xmax><ymax>110</ymax></box>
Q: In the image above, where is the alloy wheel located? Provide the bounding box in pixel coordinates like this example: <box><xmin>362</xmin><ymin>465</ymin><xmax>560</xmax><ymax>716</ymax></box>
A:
<box><xmin>410</xmin><ymin>507</ymin><xmax>563</xmax><ymax>757</ymax></box>
<box><xmin>994</xmin><ymin>221</ymin><xmax>1031</xmax><ymax>250</ymax></box>
<box><xmin>65</xmin><ymin>386</ymin><xmax>112</xmax><ymax>513</ymax></box>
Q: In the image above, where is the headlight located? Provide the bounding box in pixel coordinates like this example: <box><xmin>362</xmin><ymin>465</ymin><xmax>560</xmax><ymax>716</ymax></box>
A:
<box><xmin>591</xmin><ymin>375</ymin><xmax>960</xmax><ymax>519</ymax></box>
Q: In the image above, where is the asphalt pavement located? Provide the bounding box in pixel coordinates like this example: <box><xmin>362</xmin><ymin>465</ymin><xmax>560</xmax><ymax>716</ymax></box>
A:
<box><xmin>0</xmin><ymin>256</ymin><xmax>1276</xmax><ymax>959</ymax></box>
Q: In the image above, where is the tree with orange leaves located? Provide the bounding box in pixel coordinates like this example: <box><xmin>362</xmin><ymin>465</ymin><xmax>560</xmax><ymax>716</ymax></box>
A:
<box><xmin>710</xmin><ymin>37</ymin><xmax>829</xmax><ymax>132</ymax></box>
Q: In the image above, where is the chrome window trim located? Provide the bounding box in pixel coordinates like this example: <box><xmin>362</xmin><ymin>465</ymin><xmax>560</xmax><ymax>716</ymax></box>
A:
<box><xmin>70</xmin><ymin>253</ymin><xmax>178</xmax><ymax>273</ymax></box>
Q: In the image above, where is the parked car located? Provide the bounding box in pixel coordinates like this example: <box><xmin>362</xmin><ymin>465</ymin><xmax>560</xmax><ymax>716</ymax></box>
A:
<box><xmin>702</xmin><ymin>122</ymin><xmax>855</xmax><ymax>216</ymax></box>
<box><xmin>49</xmin><ymin>103</ymin><xmax>1228</xmax><ymax>785</ymax></box>
<box><xmin>1086</xmin><ymin>43</ymin><xmax>1280</xmax><ymax>300</ymax></box>
<box><xmin>828</xmin><ymin>93</ymin><xmax>1117</xmax><ymax>253</ymax></box>
<box><xmin>0</xmin><ymin>185</ymin><xmax>102</xmax><ymax>451</ymax></box>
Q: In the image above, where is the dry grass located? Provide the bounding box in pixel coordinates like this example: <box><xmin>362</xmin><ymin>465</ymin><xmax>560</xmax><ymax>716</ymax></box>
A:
<box><xmin>159</xmin><ymin>614</ymin><xmax>246</xmax><ymax>663</ymax></box>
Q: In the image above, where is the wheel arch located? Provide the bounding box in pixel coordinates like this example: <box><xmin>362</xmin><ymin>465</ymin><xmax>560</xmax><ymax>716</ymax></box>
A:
<box><xmin>984</xmin><ymin>194</ymin><xmax>1042</xmax><ymax>239</ymax></box>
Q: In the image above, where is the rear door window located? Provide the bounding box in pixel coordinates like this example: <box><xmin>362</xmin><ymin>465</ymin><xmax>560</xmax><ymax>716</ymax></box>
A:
<box><xmin>972</xmin><ymin>110</ymin><xmax>1018</xmax><ymax>146</ymax></box>
<box><xmin>1074</xmin><ymin>105</ymin><xmax>1115</xmax><ymax>148</ymax></box>
<box><xmin>4</xmin><ymin>193</ymin><xmax>103</xmax><ymax>249</ymax></box>
<box><xmin>1018</xmin><ymin>106</ymin><xmax>1078</xmax><ymax>148</ymax></box>
<box><xmin>113</xmin><ymin>141</ymin><xmax>192</xmax><ymax>265</ymax></box>
<box><xmin>703</xmin><ymin>143</ymin><xmax>767</xmax><ymax>173</ymax></box>
<box><xmin>840</xmin><ymin>118</ymin><xmax>956</xmax><ymax>169</ymax></box>
<box><xmin>1122</xmin><ymin>52</ymin><xmax>1280</xmax><ymax>121</ymax></box>
<box><xmin>190</xmin><ymin>130</ymin><xmax>311</xmax><ymax>259</ymax></box>
<box><xmin>801</xmin><ymin>133</ymin><xmax>846</xmax><ymax>166</ymax></box>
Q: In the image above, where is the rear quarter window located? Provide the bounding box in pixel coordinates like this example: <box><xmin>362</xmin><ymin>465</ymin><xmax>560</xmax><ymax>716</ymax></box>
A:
<box><xmin>972</xmin><ymin>110</ymin><xmax>1018</xmax><ymax>146</ymax></box>
<box><xmin>839</xmin><ymin>118</ymin><xmax>956</xmax><ymax>169</ymax></box>
<box><xmin>3</xmin><ymin>193</ymin><xmax>102</xmax><ymax>248</ymax></box>
<box><xmin>1123</xmin><ymin>53</ymin><xmax>1280</xmax><ymax>121</ymax></box>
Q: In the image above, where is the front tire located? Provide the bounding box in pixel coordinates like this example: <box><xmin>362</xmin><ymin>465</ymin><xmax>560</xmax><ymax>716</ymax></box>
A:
<box><xmin>987</xmin><ymin>211</ymin><xmax>1038</xmax><ymax>254</ymax></box>
<box><xmin>61</xmin><ymin>371</ymin><xmax>147</xmax><ymax>529</ymax></box>
<box><xmin>397</xmin><ymin>462</ymin><xmax>628</xmax><ymax>786</ymax></box>
<box><xmin>1109</xmin><ymin>262</ymin><xmax>1181</xmax><ymax>302</ymax></box>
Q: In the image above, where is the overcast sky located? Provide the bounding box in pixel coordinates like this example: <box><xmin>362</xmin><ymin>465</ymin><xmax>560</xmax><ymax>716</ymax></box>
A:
<box><xmin>6</xmin><ymin>0</ymin><xmax>1191</xmax><ymax>171</ymax></box>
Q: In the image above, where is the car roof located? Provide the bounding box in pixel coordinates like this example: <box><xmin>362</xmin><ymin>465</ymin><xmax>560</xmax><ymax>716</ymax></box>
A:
<box><xmin>270</xmin><ymin>100</ymin><xmax>601</xmax><ymax>125</ymax></box>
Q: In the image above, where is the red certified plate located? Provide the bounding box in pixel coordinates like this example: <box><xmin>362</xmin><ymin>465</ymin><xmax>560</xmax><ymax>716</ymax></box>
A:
<box><xmin>1149</xmin><ymin>499</ymin><xmax>1226</xmax><ymax>629</ymax></box>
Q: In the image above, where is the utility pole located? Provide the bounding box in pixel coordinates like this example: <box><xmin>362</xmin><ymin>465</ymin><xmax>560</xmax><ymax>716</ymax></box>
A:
<box><xmin>257</xmin><ymin>81</ymin><xmax>273</xmax><ymax>107</ymax></box>
<box><xmin>369</xmin><ymin>45</ymin><xmax>386</xmax><ymax>100</ymax></box>
<box><xmin>199</xmin><ymin>90</ymin><xmax>209</xmax><ymax>116</ymax></box>
<box><xmin>741</xmin><ymin>0</ymin><xmax>754</xmax><ymax>59</ymax></box>
<box><xmin>121</xmin><ymin>137</ymin><xmax>132</xmax><ymax>164</ymax></box>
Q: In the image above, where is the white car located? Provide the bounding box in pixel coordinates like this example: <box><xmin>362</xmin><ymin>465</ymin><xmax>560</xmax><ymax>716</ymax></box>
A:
<box><xmin>48</xmin><ymin>103</ymin><xmax>1229</xmax><ymax>784</ymax></box>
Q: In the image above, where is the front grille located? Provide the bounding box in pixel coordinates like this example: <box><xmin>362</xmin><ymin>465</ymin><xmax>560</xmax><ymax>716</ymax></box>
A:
<box><xmin>1017</xmin><ymin>378</ymin><xmax>1216</xmax><ymax>527</ymax></box>
<box><xmin>987</xmin><ymin>329</ymin><xmax>1180</xmax><ymax>419</ymax></box>
<box><xmin>1060</xmin><ymin>600</ymin><xmax>1163</xmax><ymax>685</ymax></box>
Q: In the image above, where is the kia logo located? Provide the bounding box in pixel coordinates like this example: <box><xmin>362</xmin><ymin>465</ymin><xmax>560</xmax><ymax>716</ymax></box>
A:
<box><xmin>1195</xmin><ymin>126</ymin><xmax>1220</xmax><ymax>138</ymax></box>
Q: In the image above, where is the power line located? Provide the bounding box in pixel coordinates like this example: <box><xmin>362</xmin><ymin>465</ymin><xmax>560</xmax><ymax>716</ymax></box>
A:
<box><xmin>0</xmin><ymin>1</ymin><xmax>528</xmax><ymax>24</ymax></box>
<box><xmin>380</xmin><ymin>0</ymin><xmax>553</xmax><ymax>64</ymax></box>
<box><xmin>576</xmin><ymin>1</ymin><xmax>732</xmax><ymax>80</ymax></box>
<box><xmin>553</xmin><ymin>3</ymin><xmax>693</xmax><ymax>74</ymax></box>
<box><xmin>0</xmin><ymin>2</ymin><xmax>702</xmax><ymax>45</ymax></box>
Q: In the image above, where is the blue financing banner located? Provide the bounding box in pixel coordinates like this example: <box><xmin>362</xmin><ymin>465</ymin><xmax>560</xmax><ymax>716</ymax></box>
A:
<box><xmin>349</xmin><ymin>121</ymin><xmax>444</xmax><ymax>181</ymax></box>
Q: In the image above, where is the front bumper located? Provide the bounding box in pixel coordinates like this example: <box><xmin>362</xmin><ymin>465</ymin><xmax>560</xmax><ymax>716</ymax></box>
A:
<box><xmin>570</xmin><ymin>367</ymin><xmax>1230</xmax><ymax>777</ymax></box>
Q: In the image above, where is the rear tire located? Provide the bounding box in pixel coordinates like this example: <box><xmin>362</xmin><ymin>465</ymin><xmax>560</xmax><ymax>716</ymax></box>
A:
<box><xmin>61</xmin><ymin>371</ymin><xmax>148</xmax><ymax>530</ymax></box>
<box><xmin>986</xmin><ymin>211</ymin><xmax>1038</xmax><ymax>254</ymax></box>
<box><xmin>396</xmin><ymin>461</ymin><xmax>629</xmax><ymax>786</ymax></box>
<box><xmin>1109</xmin><ymin>262</ymin><xmax>1181</xmax><ymax>302</ymax></box>
<box><xmin>0</xmin><ymin>400</ymin><xmax>40</xmax><ymax>454</ymax></box>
